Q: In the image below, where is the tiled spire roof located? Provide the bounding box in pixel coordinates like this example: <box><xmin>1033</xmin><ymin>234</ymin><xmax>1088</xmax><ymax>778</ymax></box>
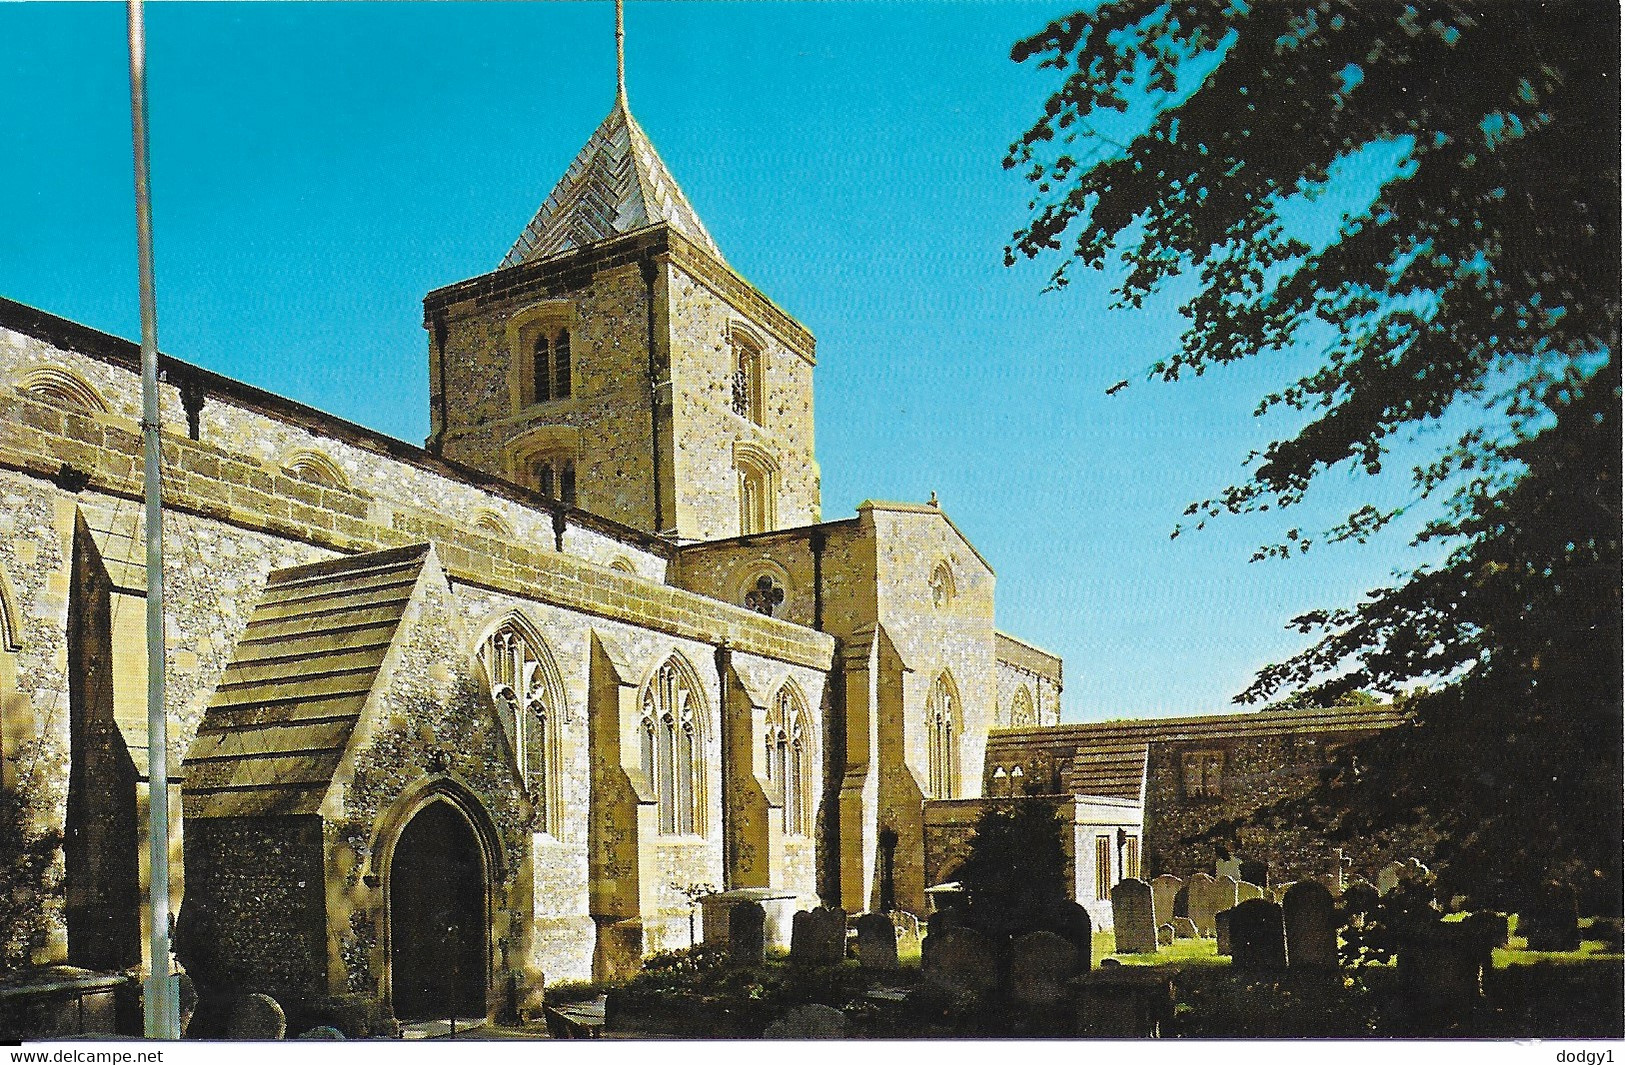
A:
<box><xmin>499</xmin><ymin>99</ymin><xmax>725</xmax><ymax>270</ymax></box>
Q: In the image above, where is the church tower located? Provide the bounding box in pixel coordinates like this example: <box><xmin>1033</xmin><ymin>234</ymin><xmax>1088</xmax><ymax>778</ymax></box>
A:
<box><xmin>423</xmin><ymin>2</ymin><xmax>819</xmax><ymax>541</ymax></box>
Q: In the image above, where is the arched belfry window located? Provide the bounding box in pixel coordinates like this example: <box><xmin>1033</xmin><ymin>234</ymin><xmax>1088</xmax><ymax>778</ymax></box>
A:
<box><xmin>730</xmin><ymin>330</ymin><xmax>763</xmax><ymax>425</ymax></box>
<box><xmin>530</xmin><ymin>328</ymin><xmax>571</xmax><ymax>405</ymax></box>
<box><xmin>534</xmin><ymin>456</ymin><xmax>576</xmax><ymax>506</ymax></box>
<box><xmin>478</xmin><ymin>621</ymin><xmax>565</xmax><ymax>837</ymax></box>
<box><xmin>733</xmin><ymin>442</ymin><xmax>779</xmax><ymax>536</ymax></box>
<box><xmin>532</xmin><ymin>333</ymin><xmax>552</xmax><ymax>404</ymax></box>
<box><xmin>553</xmin><ymin>329</ymin><xmax>572</xmax><ymax>400</ymax></box>
<box><xmin>766</xmin><ymin>684</ymin><xmax>813</xmax><ymax>837</ymax></box>
<box><xmin>926</xmin><ymin>672</ymin><xmax>961</xmax><ymax>799</ymax></box>
<box><xmin>640</xmin><ymin>656</ymin><xmax>708</xmax><ymax>836</ymax></box>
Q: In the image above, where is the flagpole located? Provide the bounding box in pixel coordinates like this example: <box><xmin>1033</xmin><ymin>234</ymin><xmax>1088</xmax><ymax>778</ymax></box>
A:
<box><xmin>125</xmin><ymin>0</ymin><xmax>179</xmax><ymax>1040</ymax></box>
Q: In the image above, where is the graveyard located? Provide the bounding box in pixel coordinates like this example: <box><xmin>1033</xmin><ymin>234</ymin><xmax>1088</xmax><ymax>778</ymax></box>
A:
<box><xmin>531</xmin><ymin>859</ymin><xmax>1623</xmax><ymax>1040</ymax></box>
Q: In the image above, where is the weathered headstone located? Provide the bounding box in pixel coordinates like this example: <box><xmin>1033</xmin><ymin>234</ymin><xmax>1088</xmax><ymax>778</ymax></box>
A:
<box><xmin>1216</xmin><ymin>857</ymin><xmax>1243</xmax><ymax>881</ymax></box>
<box><xmin>226</xmin><ymin>993</ymin><xmax>286</xmax><ymax>1040</ymax></box>
<box><xmin>891</xmin><ymin>911</ymin><xmax>922</xmax><ymax>959</ymax></box>
<box><xmin>763</xmin><ymin>1003</ymin><xmax>848</xmax><ymax>1039</ymax></box>
<box><xmin>1010</xmin><ymin>931</ymin><xmax>1079</xmax><ymax>1007</ymax></box>
<box><xmin>1521</xmin><ymin>882</ymin><xmax>1580</xmax><ymax>952</ymax></box>
<box><xmin>1157</xmin><ymin>923</ymin><xmax>1175</xmax><ymax>948</ymax></box>
<box><xmin>1049</xmin><ymin>900</ymin><xmax>1093</xmax><ymax>973</ymax></box>
<box><xmin>1239</xmin><ymin>860</ymin><xmax>1268</xmax><ymax>889</ymax></box>
<box><xmin>1186</xmin><ymin>873</ymin><xmax>1219</xmax><ymax>936</ymax></box>
<box><xmin>1150</xmin><ymin>874</ymin><xmax>1183</xmax><ymax>928</ymax></box>
<box><xmin>1111</xmin><ymin>878</ymin><xmax>1158</xmax><ymax>954</ymax></box>
<box><xmin>922</xmin><ymin>926</ymin><xmax>998</xmax><ymax>996</ymax></box>
<box><xmin>790</xmin><ymin>906</ymin><xmax>846</xmax><ymax>965</ymax></box>
<box><xmin>1171</xmin><ymin>916</ymin><xmax>1198</xmax><ymax>940</ymax></box>
<box><xmin>1216</xmin><ymin>875</ymin><xmax>1240</xmax><ymax>914</ymax></box>
<box><xmin>1229</xmin><ymin>899</ymin><xmax>1287</xmax><ymax>971</ymax></box>
<box><xmin>1398</xmin><ymin>922</ymin><xmax>1485</xmax><ymax>1009</ymax></box>
<box><xmin>1214</xmin><ymin>907</ymin><xmax>1233</xmax><ymax>956</ymax></box>
<box><xmin>729</xmin><ymin>900</ymin><xmax>767</xmax><ymax>966</ymax></box>
<box><xmin>1073</xmin><ymin>968</ymin><xmax>1176</xmax><ymax>1037</ymax></box>
<box><xmin>1283</xmin><ymin>881</ymin><xmax>1339</xmax><ymax>970</ymax></box>
<box><xmin>855</xmin><ymin>912</ymin><xmax>899</xmax><ymax>970</ymax></box>
<box><xmin>1173</xmin><ymin>884</ymin><xmax>1190</xmax><ymax>919</ymax></box>
<box><xmin>1237</xmin><ymin>881</ymin><xmax>1264</xmax><ymax>902</ymax></box>
<box><xmin>1376</xmin><ymin>862</ymin><xmax>1407</xmax><ymax>896</ymax></box>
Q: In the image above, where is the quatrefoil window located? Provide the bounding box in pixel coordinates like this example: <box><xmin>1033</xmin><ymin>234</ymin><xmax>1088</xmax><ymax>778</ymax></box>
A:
<box><xmin>744</xmin><ymin>574</ymin><xmax>785</xmax><ymax>617</ymax></box>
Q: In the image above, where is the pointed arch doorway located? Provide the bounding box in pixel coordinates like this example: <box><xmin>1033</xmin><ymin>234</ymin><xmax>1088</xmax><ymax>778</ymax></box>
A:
<box><xmin>388</xmin><ymin>798</ymin><xmax>488</xmax><ymax>1020</ymax></box>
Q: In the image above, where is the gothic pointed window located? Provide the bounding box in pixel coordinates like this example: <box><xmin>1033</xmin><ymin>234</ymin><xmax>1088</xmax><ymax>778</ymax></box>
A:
<box><xmin>532</xmin><ymin>334</ymin><xmax>553</xmax><ymax>404</ymax></box>
<box><xmin>730</xmin><ymin>331</ymin><xmax>763</xmax><ymax>424</ymax></box>
<box><xmin>1010</xmin><ymin>686</ymin><xmax>1036</xmax><ymax>728</ymax></box>
<box><xmin>766</xmin><ymin>684</ymin><xmax>813</xmax><ymax>837</ymax></box>
<box><xmin>640</xmin><ymin>657</ymin><xmax>708</xmax><ymax>836</ymax></box>
<box><xmin>553</xmin><ymin>329</ymin><xmax>572</xmax><ymax>400</ymax></box>
<box><xmin>926</xmin><ymin>672</ymin><xmax>960</xmax><ymax>799</ymax></box>
<box><xmin>479</xmin><ymin>622</ymin><xmax>564</xmax><ymax>837</ymax></box>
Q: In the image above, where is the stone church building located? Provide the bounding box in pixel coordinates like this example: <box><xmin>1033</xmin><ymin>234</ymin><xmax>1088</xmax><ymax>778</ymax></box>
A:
<box><xmin>0</xmin><ymin>45</ymin><xmax>1400</xmax><ymax>1032</ymax></box>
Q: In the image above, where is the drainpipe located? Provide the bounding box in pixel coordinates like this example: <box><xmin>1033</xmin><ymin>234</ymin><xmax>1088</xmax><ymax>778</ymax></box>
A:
<box><xmin>809</xmin><ymin>529</ymin><xmax>825</xmax><ymax>632</ymax></box>
<box><xmin>640</xmin><ymin>256</ymin><xmax>665</xmax><ymax>534</ymax></box>
<box><xmin>715</xmin><ymin>641</ymin><xmax>733</xmax><ymax>890</ymax></box>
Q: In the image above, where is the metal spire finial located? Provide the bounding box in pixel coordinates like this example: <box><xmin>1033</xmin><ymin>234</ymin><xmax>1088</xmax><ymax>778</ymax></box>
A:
<box><xmin>615</xmin><ymin>0</ymin><xmax>627</xmax><ymax>105</ymax></box>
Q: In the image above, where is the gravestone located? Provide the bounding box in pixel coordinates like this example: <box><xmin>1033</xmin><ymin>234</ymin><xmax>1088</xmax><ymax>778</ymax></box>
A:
<box><xmin>1171</xmin><ymin>917</ymin><xmax>1198</xmax><ymax>940</ymax></box>
<box><xmin>1398</xmin><ymin>922</ymin><xmax>1485</xmax><ymax>1009</ymax></box>
<box><xmin>1377</xmin><ymin>862</ymin><xmax>1407</xmax><ymax>896</ymax></box>
<box><xmin>763</xmin><ymin>1003</ymin><xmax>848</xmax><ymax>1039</ymax></box>
<box><xmin>891</xmin><ymin>911</ymin><xmax>922</xmax><ymax>959</ymax></box>
<box><xmin>1239</xmin><ymin>860</ymin><xmax>1268</xmax><ymax>888</ymax></box>
<box><xmin>1463</xmin><ymin>911</ymin><xmax>1510</xmax><ymax>952</ymax></box>
<box><xmin>1229</xmin><ymin>899</ymin><xmax>1287</xmax><ymax>971</ymax></box>
<box><xmin>1073</xmin><ymin>968</ymin><xmax>1176</xmax><ymax>1037</ymax></box>
<box><xmin>1214</xmin><ymin>907</ymin><xmax>1233</xmax><ymax>956</ymax></box>
<box><xmin>729</xmin><ymin>901</ymin><xmax>767</xmax><ymax>966</ymax></box>
<box><xmin>1238</xmin><ymin>881</ymin><xmax>1264</xmax><ymax>902</ymax></box>
<box><xmin>1216</xmin><ymin>857</ymin><xmax>1243</xmax><ymax>881</ymax></box>
<box><xmin>1009</xmin><ymin>931</ymin><xmax>1079</xmax><ymax>1008</ymax></box>
<box><xmin>1157</xmin><ymin>923</ymin><xmax>1175</xmax><ymax>948</ymax></box>
<box><xmin>1283</xmin><ymin>881</ymin><xmax>1338</xmax><ymax>970</ymax></box>
<box><xmin>1186</xmin><ymin>873</ymin><xmax>1219</xmax><ymax>936</ymax></box>
<box><xmin>1521</xmin><ymin>882</ymin><xmax>1580</xmax><ymax>951</ymax></box>
<box><xmin>1111</xmin><ymin>878</ymin><xmax>1158</xmax><ymax>954</ymax></box>
<box><xmin>294</xmin><ymin>1027</ymin><xmax>345</xmax><ymax>1040</ymax></box>
<box><xmin>922</xmin><ymin>926</ymin><xmax>998</xmax><ymax>996</ymax></box>
<box><xmin>855</xmin><ymin>912</ymin><xmax>899</xmax><ymax>970</ymax></box>
<box><xmin>790</xmin><ymin>906</ymin><xmax>846</xmax><ymax>965</ymax></box>
<box><xmin>1173</xmin><ymin>885</ymin><xmax>1190</xmax><ymax>919</ymax></box>
<box><xmin>1049</xmin><ymin>900</ymin><xmax>1094</xmax><ymax>972</ymax></box>
<box><xmin>226</xmin><ymin>993</ymin><xmax>286</xmax><ymax>1040</ymax></box>
<box><xmin>1151</xmin><ymin>875</ymin><xmax>1183</xmax><ymax>927</ymax></box>
<box><xmin>926</xmin><ymin>906</ymin><xmax>967</xmax><ymax>941</ymax></box>
<box><xmin>1216</xmin><ymin>875</ymin><xmax>1241</xmax><ymax>914</ymax></box>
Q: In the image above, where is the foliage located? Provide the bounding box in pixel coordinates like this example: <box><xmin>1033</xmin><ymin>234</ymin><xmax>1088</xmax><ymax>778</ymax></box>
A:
<box><xmin>1338</xmin><ymin>876</ymin><xmax>1440</xmax><ymax>967</ymax></box>
<box><xmin>1005</xmin><ymin>1</ymin><xmax>1621</xmax><ymax>906</ymax></box>
<box><xmin>0</xmin><ymin>788</ymin><xmax>61</xmax><ymax>971</ymax></box>
<box><xmin>953</xmin><ymin>799</ymin><xmax>1070</xmax><ymax>939</ymax></box>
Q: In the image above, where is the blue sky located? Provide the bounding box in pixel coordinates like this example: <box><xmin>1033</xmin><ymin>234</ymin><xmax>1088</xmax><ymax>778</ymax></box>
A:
<box><xmin>0</xmin><ymin>2</ymin><xmax>1440</xmax><ymax>721</ymax></box>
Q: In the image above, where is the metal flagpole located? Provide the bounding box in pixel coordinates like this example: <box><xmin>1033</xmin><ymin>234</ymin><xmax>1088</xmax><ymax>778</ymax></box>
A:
<box><xmin>125</xmin><ymin>0</ymin><xmax>179</xmax><ymax>1040</ymax></box>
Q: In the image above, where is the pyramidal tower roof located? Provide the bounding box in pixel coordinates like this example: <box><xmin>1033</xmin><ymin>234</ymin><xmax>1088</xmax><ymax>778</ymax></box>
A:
<box><xmin>500</xmin><ymin>2</ymin><xmax>724</xmax><ymax>270</ymax></box>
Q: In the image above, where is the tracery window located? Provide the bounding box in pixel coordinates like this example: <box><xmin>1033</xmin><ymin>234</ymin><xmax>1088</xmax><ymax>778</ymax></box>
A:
<box><xmin>640</xmin><ymin>657</ymin><xmax>707</xmax><ymax>836</ymax></box>
<box><xmin>765</xmin><ymin>685</ymin><xmax>813</xmax><ymax>837</ymax></box>
<box><xmin>1182</xmin><ymin>751</ymin><xmax>1225</xmax><ymax>800</ymax></box>
<box><xmin>926</xmin><ymin>672</ymin><xmax>960</xmax><ymax>799</ymax></box>
<box><xmin>479</xmin><ymin>622</ymin><xmax>564</xmax><ymax>837</ymax></box>
<box><xmin>743</xmin><ymin>574</ymin><xmax>785</xmax><ymax>617</ymax></box>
